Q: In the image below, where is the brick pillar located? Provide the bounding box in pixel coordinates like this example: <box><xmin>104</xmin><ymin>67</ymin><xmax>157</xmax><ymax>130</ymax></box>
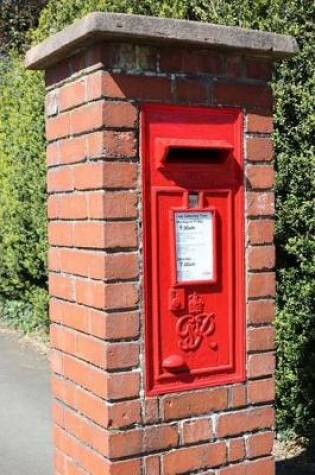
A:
<box><xmin>26</xmin><ymin>13</ymin><xmax>297</xmax><ymax>475</ymax></box>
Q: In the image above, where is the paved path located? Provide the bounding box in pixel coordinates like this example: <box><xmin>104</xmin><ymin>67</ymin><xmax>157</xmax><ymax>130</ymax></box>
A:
<box><xmin>0</xmin><ymin>330</ymin><xmax>53</xmax><ymax>475</ymax></box>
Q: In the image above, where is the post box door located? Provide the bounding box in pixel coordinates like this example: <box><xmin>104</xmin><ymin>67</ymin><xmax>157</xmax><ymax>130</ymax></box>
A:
<box><xmin>142</xmin><ymin>104</ymin><xmax>244</xmax><ymax>395</ymax></box>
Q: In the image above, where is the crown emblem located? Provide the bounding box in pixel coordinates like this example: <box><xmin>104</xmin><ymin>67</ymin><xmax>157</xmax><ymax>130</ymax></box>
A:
<box><xmin>188</xmin><ymin>292</ymin><xmax>205</xmax><ymax>315</ymax></box>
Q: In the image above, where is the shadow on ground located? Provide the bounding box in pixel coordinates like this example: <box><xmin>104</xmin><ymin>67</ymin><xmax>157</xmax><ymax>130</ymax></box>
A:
<box><xmin>276</xmin><ymin>444</ymin><xmax>315</xmax><ymax>474</ymax></box>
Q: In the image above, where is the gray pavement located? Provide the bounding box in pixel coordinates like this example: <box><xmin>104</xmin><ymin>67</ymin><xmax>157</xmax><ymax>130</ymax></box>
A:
<box><xmin>0</xmin><ymin>330</ymin><xmax>53</xmax><ymax>475</ymax></box>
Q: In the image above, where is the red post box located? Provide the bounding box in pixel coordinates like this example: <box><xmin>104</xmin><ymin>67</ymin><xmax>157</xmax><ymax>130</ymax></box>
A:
<box><xmin>142</xmin><ymin>104</ymin><xmax>245</xmax><ymax>394</ymax></box>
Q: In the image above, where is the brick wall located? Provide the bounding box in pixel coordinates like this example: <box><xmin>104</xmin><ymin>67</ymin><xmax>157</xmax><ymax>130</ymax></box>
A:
<box><xmin>46</xmin><ymin>42</ymin><xmax>275</xmax><ymax>475</ymax></box>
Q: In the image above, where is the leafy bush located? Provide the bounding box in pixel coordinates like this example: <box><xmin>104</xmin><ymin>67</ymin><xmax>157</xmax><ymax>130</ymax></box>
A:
<box><xmin>0</xmin><ymin>0</ymin><xmax>313</xmax><ymax>435</ymax></box>
<box><xmin>0</xmin><ymin>52</ymin><xmax>48</xmax><ymax>332</ymax></box>
<box><xmin>0</xmin><ymin>1</ymin><xmax>46</xmax><ymax>53</ymax></box>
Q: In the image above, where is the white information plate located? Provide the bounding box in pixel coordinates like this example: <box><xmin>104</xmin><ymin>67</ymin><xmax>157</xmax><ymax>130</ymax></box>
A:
<box><xmin>175</xmin><ymin>211</ymin><xmax>214</xmax><ymax>282</ymax></box>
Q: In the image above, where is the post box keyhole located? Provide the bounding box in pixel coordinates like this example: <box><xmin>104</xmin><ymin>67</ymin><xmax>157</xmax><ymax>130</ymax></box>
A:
<box><xmin>188</xmin><ymin>193</ymin><xmax>199</xmax><ymax>208</ymax></box>
<box><xmin>188</xmin><ymin>192</ymin><xmax>199</xmax><ymax>208</ymax></box>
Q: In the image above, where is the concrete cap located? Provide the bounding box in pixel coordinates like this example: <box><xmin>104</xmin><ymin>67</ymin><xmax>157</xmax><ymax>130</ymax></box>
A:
<box><xmin>25</xmin><ymin>12</ymin><xmax>298</xmax><ymax>70</ymax></box>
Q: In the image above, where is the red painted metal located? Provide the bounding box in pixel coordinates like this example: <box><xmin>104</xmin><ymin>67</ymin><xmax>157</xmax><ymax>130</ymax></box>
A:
<box><xmin>141</xmin><ymin>103</ymin><xmax>245</xmax><ymax>395</ymax></box>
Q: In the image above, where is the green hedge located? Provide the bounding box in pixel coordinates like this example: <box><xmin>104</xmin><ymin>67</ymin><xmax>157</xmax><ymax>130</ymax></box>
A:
<box><xmin>0</xmin><ymin>53</ymin><xmax>48</xmax><ymax>332</ymax></box>
<box><xmin>0</xmin><ymin>0</ymin><xmax>313</xmax><ymax>436</ymax></box>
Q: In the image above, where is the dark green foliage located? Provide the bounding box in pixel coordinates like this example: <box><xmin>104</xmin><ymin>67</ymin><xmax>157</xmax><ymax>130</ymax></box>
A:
<box><xmin>0</xmin><ymin>0</ymin><xmax>47</xmax><ymax>53</ymax></box>
<box><xmin>0</xmin><ymin>54</ymin><xmax>48</xmax><ymax>331</ymax></box>
<box><xmin>0</xmin><ymin>0</ymin><xmax>313</xmax><ymax>434</ymax></box>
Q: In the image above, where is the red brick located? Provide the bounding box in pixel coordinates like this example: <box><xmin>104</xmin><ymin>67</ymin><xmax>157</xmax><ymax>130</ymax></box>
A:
<box><xmin>102</xmin><ymin>101</ymin><xmax>138</xmax><ymax>128</ymax></box>
<box><xmin>70</xmin><ymin>101</ymin><xmax>103</xmax><ymax>135</ymax></box>
<box><xmin>248</xmin><ymin>352</ymin><xmax>275</xmax><ymax>378</ymax></box>
<box><xmin>49</xmin><ymin>222</ymin><xmax>74</xmax><ymax>247</ymax></box>
<box><xmin>54</xmin><ymin>425</ymin><xmax>110</xmax><ymax>474</ymax></box>
<box><xmin>246</xmin><ymin>456</ymin><xmax>275</xmax><ymax>475</ymax></box>
<box><xmin>182</xmin><ymin>418</ymin><xmax>213</xmax><ymax>444</ymax></box>
<box><xmin>47</xmin><ymin>196</ymin><xmax>59</xmax><ymax>219</ymax></box>
<box><xmin>246</xmin><ymin>165</ymin><xmax>275</xmax><ymax>189</ymax></box>
<box><xmin>109</xmin><ymin>458</ymin><xmax>142</xmax><ymax>475</ymax></box>
<box><xmin>51</xmin><ymin>325</ymin><xmax>76</xmax><ymax>354</ymax></box>
<box><xmin>225</xmin><ymin>55</ymin><xmax>244</xmax><ymax>78</ymax></box>
<box><xmin>61</xmin><ymin>353</ymin><xmax>140</xmax><ymax>400</ymax></box>
<box><xmin>46</xmin><ymin>61</ymin><xmax>70</xmax><ymax>88</ymax></box>
<box><xmin>86</xmin><ymin>131</ymin><xmax>104</xmax><ymax>159</ymax></box>
<box><xmin>88</xmin><ymin>71</ymin><xmax>172</xmax><ymax>101</ymax></box>
<box><xmin>144</xmin><ymin>455</ymin><xmax>160</xmax><ymax>474</ymax></box>
<box><xmin>73</xmin><ymin>279</ymin><xmax>101</xmax><ymax>309</ymax></box>
<box><xmin>51</xmin><ymin>375</ymin><xmax>77</xmax><ymax>409</ymax></box>
<box><xmin>220</xmin><ymin>464</ymin><xmax>246</xmax><ymax>475</ymax></box>
<box><xmin>87</xmin><ymin>71</ymin><xmax>124</xmax><ymax>100</ymax></box>
<box><xmin>104</xmin><ymin>253</ymin><xmax>139</xmax><ymax>281</ymax></box>
<box><xmin>46</xmin><ymin>113</ymin><xmax>70</xmax><ymax>141</ymax></box>
<box><xmin>246</xmin><ymin>192</ymin><xmax>275</xmax><ymax>216</ymax></box>
<box><xmin>247</xmin><ymin>272</ymin><xmax>276</xmax><ymax>298</ymax></box>
<box><xmin>163</xmin><ymin>387</ymin><xmax>228</xmax><ymax>421</ymax></box>
<box><xmin>247</xmin><ymin>113</ymin><xmax>273</xmax><ymax>133</ymax></box>
<box><xmin>107</xmin><ymin>428</ymin><xmax>143</xmax><ymax>458</ymax></box>
<box><xmin>50</xmin><ymin>194</ymin><xmax>88</xmax><ymax>220</ymax></box>
<box><xmin>104</xmin><ymin>190</ymin><xmax>138</xmax><ymax>218</ymax></box>
<box><xmin>54</xmin><ymin>375</ymin><xmax>141</xmax><ymax>429</ymax></box>
<box><xmin>88</xmin><ymin>191</ymin><xmax>138</xmax><ymax>219</ymax></box>
<box><xmin>48</xmin><ymin>167</ymin><xmax>74</xmax><ymax>192</ymax></box>
<box><xmin>104</xmin><ymin>282</ymin><xmax>138</xmax><ymax>310</ymax></box>
<box><xmin>214</xmin><ymin>82</ymin><xmax>272</xmax><ymax>108</ymax></box>
<box><xmin>54</xmin><ymin>402</ymin><xmax>109</xmax><ymax>457</ymax></box>
<box><xmin>102</xmin><ymin>130</ymin><xmax>137</xmax><ymax>159</ymax></box>
<box><xmin>230</xmin><ymin>385</ymin><xmax>247</xmax><ymax>409</ymax></box>
<box><xmin>143</xmin><ymin>398</ymin><xmax>159</xmax><ymax>424</ymax></box>
<box><xmin>73</xmin><ymin>222</ymin><xmax>105</xmax><ymax>248</ymax></box>
<box><xmin>247</xmin><ymin>245</ymin><xmax>275</xmax><ymax>271</ymax></box>
<box><xmin>61</xmin><ymin>354</ymin><xmax>107</xmax><ymax>398</ymax></box>
<box><xmin>49</xmin><ymin>273</ymin><xmax>74</xmax><ymax>301</ymax></box>
<box><xmin>106</xmin><ymin>399</ymin><xmax>141</xmax><ymax>429</ymax></box>
<box><xmin>91</xmin><ymin>311</ymin><xmax>140</xmax><ymax>340</ymax></box>
<box><xmin>247</xmin><ymin>219</ymin><xmax>274</xmax><ymax>245</ymax></box>
<box><xmin>73</xmin><ymin>162</ymin><xmax>104</xmax><ymax>190</ymax></box>
<box><xmin>227</xmin><ymin>437</ymin><xmax>246</xmax><ymax>463</ymax></box>
<box><xmin>58</xmin><ymin>136</ymin><xmax>87</xmax><ymax>165</ymax></box>
<box><xmin>216</xmin><ymin>406</ymin><xmax>274</xmax><ymax>438</ymax></box>
<box><xmin>47</xmin><ymin>142</ymin><xmax>59</xmax><ymax>166</ymax></box>
<box><xmin>247</xmin><ymin>327</ymin><xmax>275</xmax><ymax>352</ymax></box>
<box><xmin>64</xmin><ymin>458</ymin><xmax>88</xmax><ymax>475</ymax></box>
<box><xmin>158</xmin><ymin>47</ymin><xmax>183</xmax><ymax>72</ymax></box>
<box><xmin>248</xmin><ymin>378</ymin><xmax>275</xmax><ymax>404</ymax></box>
<box><xmin>112</xmin><ymin>74</ymin><xmax>172</xmax><ymax>101</ymax></box>
<box><xmin>246</xmin><ymin>431</ymin><xmax>274</xmax><ymax>459</ymax></box>
<box><xmin>105</xmin><ymin>342</ymin><xmax>140</xmax><ymax>370</ymax></box>
<box><xmin>59</xmin><ymin>79</ymin><xmax>86</xmax><ymax>111</ymax></box>
<box><xmin>163</xmin><ymin>442</ymin><xmax>226</xmax><ymax>474</ymax></box>
<box><xmin>51</xmin><ymin>350</ymin><xmax>64</xmax><ymax>375</ymax></box>
<box><xmin>145</xmin><ymin>424</ymin><xmax>178</xmax><ymax>452</ymax></box>
<box><xmin>106</xmin><ymin>371</ymin><xmax>140</xmax><ymax>400</ymax></box>
<box><xmin>105</xmin><ymin>221</ymin><xmax>138</xmax><ymax>249</ymax></box>
<box><xmin>175</xmin><ymin>77</ymin><xmax>209</xmax><ymax>103</ymax></box>
<box><xmin>246</xmin><ymin>60</ymin><xmax>272</xmax><ymax>81</ymax></box>
<box><xmin>246</xmin><ymin>138</ymin><xmax>273</xmax><ymax>162</ymax></box>
<box><xmin>54</xmin><ymin>449</ymin><xmax>66</xmax><ymax>473</ymax></box>
<box><xmin>50</xmin><ymin>299</ymin><xmax>89</xmax><ymax>333</ymax></box>
<box><xmin>159</xmin><ymin>47</ymin><xmax>222</xmax><ymax>74</ymax></box>
<box><xmin>49</xmin><ymin>248</ymin><xmax>105</xmax><ymax>279</ymax></box>
<box><xmin>73</xmin><ymin>162</ymin><xmax>137</xmax><ymax>190</ymax></box>
<box><xmin>49</xmin><ymin>248</ymin><xmax>138</xmax><ymax>281</ymax></box>
<box><xmin>103</xmin><ymin>162</ymin><xmax>138</xmax><ymax>189</ymax></box>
